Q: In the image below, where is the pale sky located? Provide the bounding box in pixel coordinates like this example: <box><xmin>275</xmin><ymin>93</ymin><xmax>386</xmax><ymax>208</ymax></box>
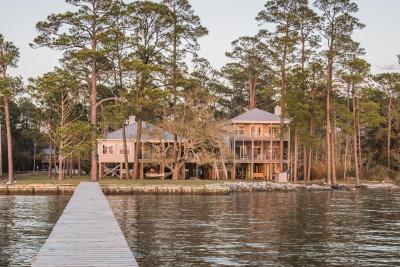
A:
<box><xmin>1</xmin><ymin>0</ymin><xmax>399</xmax><ymax>79</ymax></box>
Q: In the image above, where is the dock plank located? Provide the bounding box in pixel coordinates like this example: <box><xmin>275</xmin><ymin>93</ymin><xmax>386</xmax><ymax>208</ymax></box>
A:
<box><xmin>32</xmin><ymin>182</ymin><xmax>138</xmax><ymax>267</ymax></box>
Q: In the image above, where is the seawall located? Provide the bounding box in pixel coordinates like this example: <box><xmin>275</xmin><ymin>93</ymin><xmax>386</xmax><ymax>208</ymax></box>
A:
<box><xmin>0</xmin><ymin>182</ymin><xmax>397</xmax><ymax>196</ymax></box>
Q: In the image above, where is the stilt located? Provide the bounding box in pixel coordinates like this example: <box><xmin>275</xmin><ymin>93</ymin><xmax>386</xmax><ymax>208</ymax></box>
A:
<box><xmin>119</xmin><ymin>163</ymin><xmax>123</xmax><ymax>179</ymax></box>
<box><xmin>250</xmin><ymin>162</ymin><xmax>254</xmax><ymax>180</ymax></box>
<box><xmin>232</xmin><ymin>162</ymin><xmax>236</xmax><ymax>180</ymax></box>
<box><xmin>160</xmin><ymin>162</ymin><xmax>165</xmax><ymax>180</ymax></box>
<box><xmin>140</xmin><ymin>162</ymin><xmax>144</xmax><ymax>180</ymax></box>
<box><xmin>98</xmin><ymin>162</ymin><xmax>101</xmax><ymax>179</ymax></box>
<box><xmin>181</xmin><ymin>164</ymin><xmax>185</xmax><ymax>180</ymax></box>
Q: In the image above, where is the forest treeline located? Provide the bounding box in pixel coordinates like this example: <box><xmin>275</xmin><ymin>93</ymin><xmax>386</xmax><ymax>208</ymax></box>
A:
<box><xmin>0</xmin><ymin>0</ymin><xmax>399</xmax><ymax>184</ymax></box>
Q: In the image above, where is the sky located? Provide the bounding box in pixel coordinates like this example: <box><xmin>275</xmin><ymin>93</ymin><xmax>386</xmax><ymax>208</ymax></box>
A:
<box><xmin>0</xmin><ymin>0</ymin><xmax>399</xmax><ymax>79</ymax></box>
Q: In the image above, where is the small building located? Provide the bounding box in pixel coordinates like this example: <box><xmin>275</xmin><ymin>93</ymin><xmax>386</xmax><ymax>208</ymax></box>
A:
<box><xmin>97</xmin><ymin>117</ymin><xmax>176</xmax><ymax>179</ymax></box>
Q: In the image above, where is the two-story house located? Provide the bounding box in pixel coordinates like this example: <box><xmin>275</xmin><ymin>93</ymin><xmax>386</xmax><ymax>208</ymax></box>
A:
<box><xmin>226</xmin><ymin>107</ymin><xmax>290</xmax><ymax>180</ymax></box>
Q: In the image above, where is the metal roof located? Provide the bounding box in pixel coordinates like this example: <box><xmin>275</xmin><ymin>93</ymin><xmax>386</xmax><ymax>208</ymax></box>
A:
<box><xmin>105</xmin><ymin>121</ymin><xmax>176</xmax><ymax>141</ymax></box>
<box><xmin>230</xmin><ymin>108</ymin><xmax>290</xmax><ymax>123</ymax></box>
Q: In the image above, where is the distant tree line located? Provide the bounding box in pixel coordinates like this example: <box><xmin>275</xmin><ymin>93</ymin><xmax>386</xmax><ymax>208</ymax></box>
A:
<box><xmin>0</xmin><ymin>0</ymin><xmax>399</xmax><ymax>184</ymax></box>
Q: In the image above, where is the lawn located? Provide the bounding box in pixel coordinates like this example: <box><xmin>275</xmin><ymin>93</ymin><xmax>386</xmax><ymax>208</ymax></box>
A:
<box><xmin>1</xmin><ymin>172</ymin><xmax>392</xmax><ymax>186</ymax></box>
<box><xmin>3</xmin><ymin>172</ymin><xmax>226</xmax><ymax>186</ymax></box>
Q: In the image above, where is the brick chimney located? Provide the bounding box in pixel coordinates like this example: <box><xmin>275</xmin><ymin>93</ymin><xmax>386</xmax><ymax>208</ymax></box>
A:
<box><xmin>274</xmin><ymin>106</ymin><xmax>281</xmax><ymax>116</ymax></box>
<box><xmin>128</xmin><ymin>116</ymin><xmax>136</xmax><ymax>125</ymax></box>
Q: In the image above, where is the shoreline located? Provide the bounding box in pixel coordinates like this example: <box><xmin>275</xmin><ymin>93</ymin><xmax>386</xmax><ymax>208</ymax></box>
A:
<box><xmin>0</xmin><ymin>181</ymin><xmax>397</xmax><ymax>196</ymax></box>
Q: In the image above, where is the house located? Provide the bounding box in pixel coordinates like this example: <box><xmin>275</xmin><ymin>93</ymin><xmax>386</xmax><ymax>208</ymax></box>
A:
<box><xmin>225</xmin><ymin>107</ymin><xmax>290</xmax><ymax>180</ymax></box>
<box><xmin>97</xmin><ymin>108</ymin><xmax>290</xmax><ymax>180</ymax></box>
<box><xmin>97</xmin><ymin>116</ymin><xmax>176</xmax><ymax>179</ymax></box>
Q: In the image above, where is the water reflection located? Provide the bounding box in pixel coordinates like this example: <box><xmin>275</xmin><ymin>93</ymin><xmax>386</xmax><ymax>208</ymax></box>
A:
<box><xmin>0</xmin><ymin>195</ymin><xmax>69</xmax><ymax>267</ymax></box>
<box><xmin>109</xmin><ymin>190</ymin><xmax>400</xmax><ymax>267</ymax></box>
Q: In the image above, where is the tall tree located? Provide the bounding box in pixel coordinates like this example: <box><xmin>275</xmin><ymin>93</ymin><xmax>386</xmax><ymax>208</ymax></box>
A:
<box><xmin>290</xmin><ymin>1</ymin><xmax>320</xmax><ymax>181</ymax></box>
<box><xmin>340</xmin><ymin>58</ymin><xmax>370</xmax><ymax>184</ymax></box>
<box><xmin>257</xmin><ymin>0</ymin><xmax>301</xmax><ymax>172</ymax></box>
<box><xmin>314</xmin><ymin>0</ymin><xmax>364</xmax><ymax>185</ymax></box>
<box><xmin>33</xmin><ymin>0</ymin><xmax>116</xmax><ymax>181</ymax></box>
<box><xmin>123</xmin><ymin>1</ymin><xmax>171</xmax><ymax>179</ymax></box>
<box><xmin>226</xmin><ymin>35</ymin><xmax>270</xmax><ymax>110</ymax></box>
<box><xmin>163</xmin><ymin>0</ymin><xmax>208</xmax><ymax>180</ymax></box>
<box><xmin>29</xmin><ymin>69</ymin><xmax>90</xmax><ymax>180</ymax></box>
<box><xmin>373</xmin><ymin>73</ymin><xmax>400</xmax><ymax>171</ymax></box>
<box><xmin>0</xmin><ymin>34</ymin><xmax>20</xmax><ymax>183</ymax></box>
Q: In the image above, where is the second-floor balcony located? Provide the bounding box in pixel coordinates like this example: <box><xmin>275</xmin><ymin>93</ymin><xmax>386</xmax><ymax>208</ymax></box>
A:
<box><xmin>232</xmin><ymin>132</ymin><xmax>289</xmax><ymax>139</ymax></box>
<box><xmin>231</xmin><ymin>140</ymin><xmax>289</xmax><ymax>161</ymax></box>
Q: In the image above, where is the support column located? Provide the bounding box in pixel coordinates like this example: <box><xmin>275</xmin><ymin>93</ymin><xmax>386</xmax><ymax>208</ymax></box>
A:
<box><xmin>250</xmin><ymin>163</ymin><xmax>254</xmax><ymax>180</ymax></box>
<box><xmin>160</xmin><ymin>162</ymin><xmax>165</xmax><ymax>180</ymax></box>
<box><xmin>181</xmin><ymin>164</ymin><xmax>186</xmax><ymax>180</ymax></box>
<box><xmin>140</xmin><ymin>162</ymin><xmax>144</xmax><ymax>180</ymax></box>
<box><xmin>99</xmin><ymin>162</ymin><xmax>103</xmax><ymax>180</ymax></box>
<box><xmin>251</xmin><ymin>140</ymin><xmax>254</xmax><ymax>160</ymax></box>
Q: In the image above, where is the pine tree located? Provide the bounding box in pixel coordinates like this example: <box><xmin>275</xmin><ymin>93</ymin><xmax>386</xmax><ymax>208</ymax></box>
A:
<box><xmin>314</xmin><ymin>0</ymin><xmax>364</xmax><ymax>185</ymax></box>
<box><xmin>257</xmin><ymin>0</ymin><xmax>302</xmax><ymax>172</ymax></box>
<box><xmin>32</xmin><ymin>0</ymin><xmax>117</xmax><ymax>181</ymax></box>
<box><xmin>0</xmin><ymin>34</ymin><xmax>20</xmax><ymax>183</ymax></box>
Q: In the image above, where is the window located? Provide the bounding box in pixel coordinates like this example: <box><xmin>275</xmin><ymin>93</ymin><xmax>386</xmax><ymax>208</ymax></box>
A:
<box><xmin>103</xmin><ymin>144</ymin><xmax>114</xmax><ymax>155</ymax></box>
<box><xmin>251</xmin><ymin>125</ymin><xmax>262</xmax><ymax>137</ymax></box>
<box><xmin>120</xmin><ymin>144</ymin><xmax>131</xmax><ymax>154</ymax></box>
<box><xmin>269</xmin><ymin>126</ymin><xmax>280</xmax><ymax>136</ymax></box>
<box><xmin>235</xmin><ymin>125</ymin><xmax>244</xmax><ymax>135</ymax></box>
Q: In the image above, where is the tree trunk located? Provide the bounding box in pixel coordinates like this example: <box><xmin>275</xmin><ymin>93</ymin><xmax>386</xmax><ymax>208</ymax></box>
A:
<box><xmin>326</xmin><ymin>52</ymin><xmax>333</xmax><ymax>185</ymax></box>
<box><xmin>343</xmin><ymin>137</ymin><xmax>348</xmax><ymax>180</ymax></box>
<box><xmin>279</xmin><ymin>40</ymin><xmax>288</xmax><ymax>172</ymax></box>
<box><xmin>172</xmin><ymin>20</ymin><xmax>179</xmax><ymax>181</ymax></box>
<box><xmin>90</xmin><ymin>36</ymin><xmax>98</xmax><ymax>182</ymax></box>
<box><xmin>352</xmin><ymin>84</ymin><xmax>360</xmax><ymax>185</ymax></box>
<box><xmin>387</xmin><ymin>96</ymin><xmax>392</xmax><ymax>170</ymax></box>
<box><xmin>303</xmin><ymin>145</ymin><xmax>307</xmax><ymax>181</ymax></box>
<box><xmin>219</xmin><ymin>152</ymin><xmax>228</xmax><ymax>180</ymax></box>
<box><xmin>133</xmin><ymin>117</ymin><xmax>142</xmax><ymax>179</ymax></box>
<box><xmin>4</xmin><ymin>96</ymin><xmax>14</xmax><ymax>183</ymax></box>
<box><xmin>248</xmin><ymin>77</ymin><xmax>257</xmax><ymax>109</ymax></box>
<box><xmin>58</xmin><ymin>155</ymin><xmax>64</xmax><ymax>180</ymax></box>
<box><xmin>307</xmin><ymin>148</ymin><xmax>312</xmax><ymax>183</ymax></box>
<box><xmin>53</xmin><ymin>145</ymin><xmax>57</xmax><ymax>177</ymax></box>
<box><xmin>330</xmin><ymin>132</ymin><xmax>337</xmax><ymax>185</ymax></box>
<box><xmin>48</xmin><ymin>137</ymin><xmax>52</xmax><ymax>179</ymax></box>
<box><xmin>78</xmin><ymin>156</ymin><xmax>81</xmax><ymax>176</ymax></box>
<box><xmin>122</xmin><ymin>121</ymin><xmax>130</xmax><ymax>179</ymax></box>
<box><xmin>293</xmin><ymin>129</ymin><xmax>298</xmax><ymax>182</ymax></box>
<box><xmin>357</xmin><ymin>104</ymin><xmax>362</xmax><ymax>171</ymax></box>
<box><xmin>69</xmin><ymin>156</ymin><xmax>73</xmax><ymax>178</ymax></box>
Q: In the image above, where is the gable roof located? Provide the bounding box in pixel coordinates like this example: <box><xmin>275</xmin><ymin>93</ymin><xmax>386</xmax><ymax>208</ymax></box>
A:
<box><xmin>105</xmin><ymin>121</ymin><xmax>175</xmax><ymax>141</ymax></box>
<box><xmin>230</xmin><ymin>108</ymin><xmax>290</xmax><ymax>123</ymax></box>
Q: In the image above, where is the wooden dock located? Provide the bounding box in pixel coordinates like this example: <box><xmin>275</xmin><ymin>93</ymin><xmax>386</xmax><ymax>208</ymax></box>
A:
<box><xmin>32</xmin><ymin>182</ymin><xmax>138</xmax><ymax>267</ymax></box>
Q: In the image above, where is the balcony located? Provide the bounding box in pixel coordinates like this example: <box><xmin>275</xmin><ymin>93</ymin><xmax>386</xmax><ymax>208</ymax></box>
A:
<box><xmin>235</xmin><ymin>153</ymin><xmax>288</xmax><ymax>161</ymax></box>
<box><xmin>232</xmin><ymin>132</ymin><xmax>289</xmax><ymax>139</ymax></box>
<box><xmin>232</xmin><ymin>140</ymin><xmax>289</xmax><ymax>161</ymax></box>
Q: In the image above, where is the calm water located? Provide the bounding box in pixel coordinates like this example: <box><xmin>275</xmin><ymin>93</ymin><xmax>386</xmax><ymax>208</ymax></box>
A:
<box><xmin>108</xmin><ymin>190</ymin><xmax>400</xmax><ymax>267</ymax></box>
<box><xmin>0</xmin><ymin>191</ymin><xmax>399</xmax><ymax>267</ymax></box>
<box><xmin>0</xmin><ymin>195</ymin><xmax>69</xmax><ymax>267</ymax></box>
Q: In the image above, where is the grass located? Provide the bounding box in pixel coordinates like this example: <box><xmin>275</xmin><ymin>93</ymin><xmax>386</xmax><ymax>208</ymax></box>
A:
<box><xmin>1</xmin><ymin>172</ymin><xmax>392</xmax><ymax>186</ymax></box>
<box><xmin>2</xmin><ymin>172</ymin><xmax>226</xmax><ymax>186</ymax></box>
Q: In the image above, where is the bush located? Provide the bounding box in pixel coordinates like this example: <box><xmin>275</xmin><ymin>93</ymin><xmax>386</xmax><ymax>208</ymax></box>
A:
<box><xmin>361</xmin><ymin>165</ymin><xmax>395</xmax><ymax>181</ymax></box>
